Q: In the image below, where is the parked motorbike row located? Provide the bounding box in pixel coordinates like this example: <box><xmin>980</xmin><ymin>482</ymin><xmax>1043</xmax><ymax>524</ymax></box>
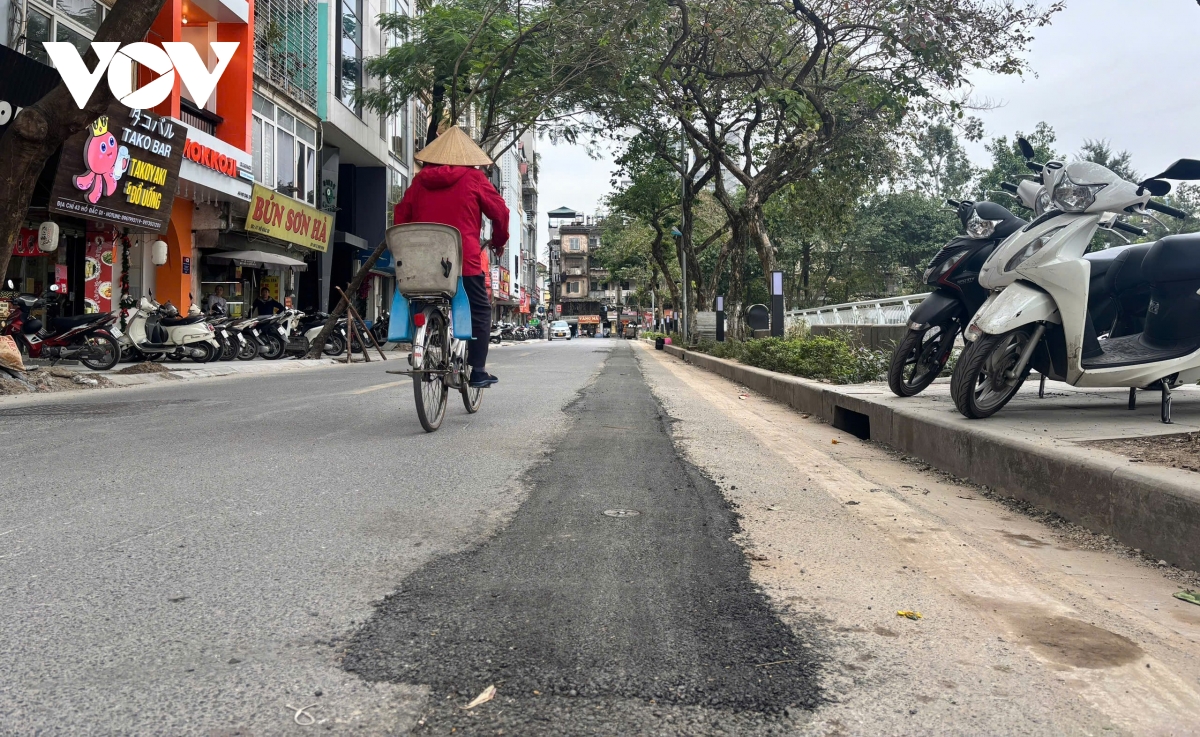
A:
<box><xmin>1</xmin><ymin>278</ymin><xmax>379</xmax><ymax>370</ymax></box>
<box><xmin>889</xmin><ymin>137</ymin><xmax>1199</xmax><ymax>424</ymax></box>
<box><xmin>489</xmin><ymin>322</ymin><xmax>541</xmax><ymax>344</ymax></box>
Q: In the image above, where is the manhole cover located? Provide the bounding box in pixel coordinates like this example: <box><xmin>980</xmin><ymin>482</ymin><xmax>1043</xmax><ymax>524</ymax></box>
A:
<box><xmin>603</xmin><ymin>509</ymin><xmax>641</xmax><ymax>518</ymax></box>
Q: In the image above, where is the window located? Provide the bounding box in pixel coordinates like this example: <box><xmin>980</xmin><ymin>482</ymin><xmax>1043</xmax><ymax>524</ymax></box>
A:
<box><xmin>21</xmin><ymin>0</ymin><xmax>104</xmax><ymax>65</ymax></box>
<box><xmin>337</xmin><ymin>0</ymin><xmax>363</xmax><ymax>115</ymax></box>
<box><xmin>568</xmin><ymin>281</ymin><xmax>580</xmax><ymax>294</ymax></box>
<box><xmin>387</xmin><ymin>166</ymin><xmax>407</xmax><ymax>224</ymax></box>
<box><xmin>568</xmin><ymin>237</ymin><xmax>581</xmax><ymax>252</ymax></box>
<box><xmin>252</xmin><ymin>93</ymin><xmax>317</xmax><ymax>205</ymax></box>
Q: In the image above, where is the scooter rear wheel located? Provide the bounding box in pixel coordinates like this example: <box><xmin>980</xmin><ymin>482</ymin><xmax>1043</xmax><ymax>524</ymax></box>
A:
<box><xmin>189</xmin><ymin>341</ymin><xmax>217</xmax><ymax>363</ymax></box>
<box><xmin>236</xmin><ymin>338</ymin><xmax>258</xmax><ymax>361</ymax></box>
<box><xmin>260</xmin><ymin>333</ymin><xmax>286</xmax><ymax>360</ymax></box>
<box><xmin>78</xmin><ymin>333</ymin><xmax>120</xmax><ymax>371</ymax></box>
<box><xmin>951</xmin><ymin>327</ymin><xmax>1034</xmax><ymax>419</ymax></box>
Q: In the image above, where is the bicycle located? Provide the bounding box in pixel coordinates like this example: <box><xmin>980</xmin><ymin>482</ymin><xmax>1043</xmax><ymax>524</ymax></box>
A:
<box><xmin>383</xmin><ymin>223</ymin><xmax>483</xmax><ymax>433</ymax></box>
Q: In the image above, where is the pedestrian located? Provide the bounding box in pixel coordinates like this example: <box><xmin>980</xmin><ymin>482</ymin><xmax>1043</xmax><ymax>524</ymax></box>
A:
<box><xmin>207</xmin><ymin>285</ymin><xmax>228</xmax><ymax>316</ymax></box>
<box><xmin>392</xmin><ymin>126</ymin><xmax>509</xmax><ymax>388</ymax></box>
<box><xmin>253</xmin><ymin>286</ymin><xmax>284</xmax><ymax>316</ymax></box>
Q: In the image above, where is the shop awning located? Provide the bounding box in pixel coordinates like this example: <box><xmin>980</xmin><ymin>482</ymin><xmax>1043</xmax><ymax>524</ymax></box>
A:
<box><xmin>207</xmin><ymin>250</ymin><xmax>308</xmax><ymax>271</ymax></box>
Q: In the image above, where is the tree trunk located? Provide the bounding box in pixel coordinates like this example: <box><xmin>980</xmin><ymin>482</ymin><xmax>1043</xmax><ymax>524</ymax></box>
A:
<box><xmin>744</xmin><ymin>202</ymin><xmax>777</xmax><ymax>297</ymax></box>
<box><xmin>303</xmin><ymin>240</ymin><xmax>389</xmax><ymax>359</ymax></box>
<box><xmin>425</xmin><ymin>83</ymin><xmax>446</xmax><ymax>147</ymax></box>
<box><xmin>648</xmin><ymin>221</ymin><xmax>680</xmax><ymax>310</ymax></box>
<box><xmin>0</xmin><ymin>0</ymin><xmax>170</xmax><ymax>279</ymax></box>
<box><xmin>801</xmin><ymin>242</ymin><xmax>812</xmax><ymax>305</ymax></box>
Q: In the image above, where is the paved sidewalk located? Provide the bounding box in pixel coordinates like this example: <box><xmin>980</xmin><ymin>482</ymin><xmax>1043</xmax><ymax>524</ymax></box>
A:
<box><xmin>654</xmin><ymin>341</ymin><xmax>1200</xmax><ymax>571</ymax></box>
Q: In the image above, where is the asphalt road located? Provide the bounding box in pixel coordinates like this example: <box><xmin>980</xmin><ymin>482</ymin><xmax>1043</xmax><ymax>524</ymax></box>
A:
<box><xmin>8</xmin><ymin>337</ymin><xmax>1199</xmax><ymax>734</ymax></box>
<box><xmin>0</xmin><ymin>339</ymin><xmax>609</xmax><ymax>733</ymax></box>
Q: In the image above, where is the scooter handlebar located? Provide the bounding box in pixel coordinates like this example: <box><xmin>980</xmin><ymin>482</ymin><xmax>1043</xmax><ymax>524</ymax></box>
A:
<box><xmin>999</xmin><ymin>182</ymin><xmax>1019</xmax><ymax>193</ymax></box>
<box><xmin>1026</xmin><ymin>161</ymin><xmax>1045</xmax><ymax>172</ymax></box>
<box><xmin>1147</xmin><ymin>200</ymin><xmax>1188</xmax><ymax>219</ymax></box>
<box><xmin>1112</xmin><ymin>220</ymin><xmax>1147</xmax><ymax>237</ymax></box>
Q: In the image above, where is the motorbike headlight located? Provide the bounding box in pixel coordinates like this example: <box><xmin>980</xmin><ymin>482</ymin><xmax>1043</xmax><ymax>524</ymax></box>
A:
<box><xmin>965</xmin><ymin>215</ymin><xmax>1003</xmax><ymax>239</ymax></box>
<box><xmin>1052</xmin><ymin>174</ymin><xmax>1106</xmax><ymax>213</ymax></box>
<box><xmin>1034</xmin><ymin>190</ymin><xmax>1053</xmax><ymax>217</ymax></box>
<box><xmin>923</xmin><ymin>248</ymin><xmax>971</xmax><ymax>283</ymax></box>
<box><xmin>1004</xmin><ymin>226</ymin><xmax>1065</xmax><ymax>272</ymax></box>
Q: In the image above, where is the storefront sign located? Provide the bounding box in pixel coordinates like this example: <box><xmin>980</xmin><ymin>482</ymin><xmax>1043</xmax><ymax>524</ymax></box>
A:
<box><xmin>83</xmin><ymin>227</ymin><xmax>116</xmax><ymax>313</ymax></box>
<box><xmin>555</xmin><ymin>305</ymin><xmax>562</xmax><ymax>315</ymax></box>
<box><xmin>182</xmin><ymin>256</ymin><xmax>191</xmax><ymax>274</ymax></box>
<box><xmin>11</xmin><ymin>228</ymin><xmax>39</xmax><ymax>257</ymax></box>
<box><xmin>498</xmin><ymin>267</ymin><xmax>511</xmax><ymax>301</ymax></box>
<box><xmin>246</xmin><ymin>184</ymin><xmax>332</xmax><ymax>252</ymax></box>
<box><xmin>50</xmin><ymin>106</ymin><xmax>186</xmax><ymax>232</ymax></box>
<box><xmin>183</xmin><ymin>138</ymin><xmax>239</xmax><ymax>177</ymax></box>
<box><xmin>664</xmin><ymin>309</ymin><xmax>674</xmax><ymax>318</ymax></box>
<box><xmin>519</xmin><ymin>287</ymin><xmax>529</xmax><ymax>314</ymax></box>
<box><xmin>488</xmin><ymin>265</ymin><xmax>498</xmax><ymax>302</ymax></box>
<box><xmin>578</xmin><ymin>315</ymin><xmax>600</xmax><ymax>324</ymax></box>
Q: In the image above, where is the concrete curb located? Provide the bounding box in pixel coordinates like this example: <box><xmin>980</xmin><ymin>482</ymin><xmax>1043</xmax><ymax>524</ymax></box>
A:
<box><xmin>658</xmin><ymin>343</ymin><xmax>1200</xmax><ymax>570</ymax></box>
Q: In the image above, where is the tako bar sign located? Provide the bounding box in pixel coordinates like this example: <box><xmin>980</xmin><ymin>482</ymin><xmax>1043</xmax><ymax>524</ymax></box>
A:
<box><xmin>245</xmin><ymin>184</ymin><xmax>332</xmax><ymax>252</ymax></box>
<box><xmin>50</xmin><ymin>105</ymin><xmax>185</xmax><ymax>232</ymax></box>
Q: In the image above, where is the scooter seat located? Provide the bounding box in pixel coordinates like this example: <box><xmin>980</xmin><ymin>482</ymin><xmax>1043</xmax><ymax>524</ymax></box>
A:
<box><xmin>160</xmin><ymin>315</ymin><xmax>206</xmax><ymax>327</ymax></box>
<box><xmin>1100</xmin><ymin>242</ymin><xmax>1154</xmax><ymax>295</ymax></box>
<box><xmin>51</xmin><ymin>313</ymin><xmax>106</xmax><ymax>330</ymax></box>
<box><xmin>1144</xmin><ymin>233</ymin><xmax>1200</xmax><ymax>284</ymax></box>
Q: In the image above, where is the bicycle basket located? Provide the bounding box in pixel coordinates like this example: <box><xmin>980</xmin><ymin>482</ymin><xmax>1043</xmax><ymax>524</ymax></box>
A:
<box><xmin>386</xmin><ymin>223</ymin><xmax>463</xmax><ymax>298</ymax></box>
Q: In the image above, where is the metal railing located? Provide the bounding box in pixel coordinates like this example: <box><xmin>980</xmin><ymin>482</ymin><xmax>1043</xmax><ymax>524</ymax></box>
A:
<box><xmin>254</xmin><ymin>0</ymin><xmax>319</xmax><ymax>110</ymax></box>
<box><xmin>787</xmin><ymin>293</ymin><xmax>928</xmax><ymax>328</ymax></box>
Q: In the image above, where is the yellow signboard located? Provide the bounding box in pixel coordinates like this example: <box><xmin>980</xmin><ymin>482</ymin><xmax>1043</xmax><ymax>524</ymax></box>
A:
<box><xmin>245</xmin><ymin>184</ymin><xmax>332</xmax><ymax>252</ymax></box>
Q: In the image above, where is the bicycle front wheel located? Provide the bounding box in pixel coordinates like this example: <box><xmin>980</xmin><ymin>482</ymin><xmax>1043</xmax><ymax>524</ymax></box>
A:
<box><xmin>413</xmin><ymin>310</ymin><xmax>449</xmax><ymax>432</ymax></box>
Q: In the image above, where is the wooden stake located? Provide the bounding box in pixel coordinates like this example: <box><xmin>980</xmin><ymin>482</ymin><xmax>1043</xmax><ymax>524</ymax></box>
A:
<box><xmin>335</xmin><ymin>286</ymin><xmax>388</xmax><ymax>361</ymax></box>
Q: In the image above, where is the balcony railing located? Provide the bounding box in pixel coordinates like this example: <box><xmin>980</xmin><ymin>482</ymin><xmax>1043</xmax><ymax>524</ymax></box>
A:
<box><xmin>254</xmin><ymin>0</ymin><xmax>319</xmax><ymax>110</ymax></box>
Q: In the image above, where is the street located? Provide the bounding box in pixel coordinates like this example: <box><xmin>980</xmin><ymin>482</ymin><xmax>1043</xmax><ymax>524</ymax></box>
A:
<box><xmin>5</xmin><ymin>339</ymin><xmax>1200</xmax><ymax>734</ymax></box>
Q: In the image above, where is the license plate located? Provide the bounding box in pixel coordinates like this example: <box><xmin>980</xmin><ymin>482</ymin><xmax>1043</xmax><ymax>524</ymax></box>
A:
<box><xmin>252</xmin><ymin>329</ymin><xmax>259</xmax><ymax>336</ymax></box>
<box><xmin>237</xmin><ymin>335</ymin><xmax>246</xmax><ymax>345</ymax></box>
<box><xmin>109</xmin><ymin>327</ymin><xmax>123</xmax><ymax>338</ymax></box>
<box><xmin>278</xmin><ymin>327</ymin><xmax>288</xmax><ymax>336</ymax></box>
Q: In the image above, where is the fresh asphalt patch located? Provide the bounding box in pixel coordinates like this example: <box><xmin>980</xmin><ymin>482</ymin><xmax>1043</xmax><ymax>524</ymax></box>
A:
<box><xmin>343</xmin><ymin>342</ymin><xmax>820</xmax><ymax>734</ymax></box>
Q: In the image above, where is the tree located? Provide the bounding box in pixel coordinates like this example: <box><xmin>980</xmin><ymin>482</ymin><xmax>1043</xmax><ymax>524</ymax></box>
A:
<box><xmin>647</xmin><ymin>0</ymin><xmax>1062</xmax><ymax>298</ymax></box>
<box><xmin>975</xmin><ymin>121</ymin><xmax>1060</xmax><ymax>201</ymax></box>
<box><xmin>362</xmin><ymin>0</ymin><xmax>625</xmax><ymax>154</ymax></box>
<box><xmin>0</xmin><ymin>0</ymin><xmax>171</xmax><ymax>280</ymax></box>
<box><xmin>903</xmin><ymin>120</ymin><xmax>978</xmax><ymax>200</ymax></box>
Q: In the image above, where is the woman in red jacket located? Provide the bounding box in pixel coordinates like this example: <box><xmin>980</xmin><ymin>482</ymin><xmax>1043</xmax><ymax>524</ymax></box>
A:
<box><xmin>393</xmin><ymin>127</ymin><xmax>509</xmax><ymax>388</ymax></box>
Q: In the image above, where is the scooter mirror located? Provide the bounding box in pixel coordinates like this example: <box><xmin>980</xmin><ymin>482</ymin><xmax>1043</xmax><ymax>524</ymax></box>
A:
<box><xmin>1017</xmin><ymin>137</ymin><xmax>1035</xmax><ymax>160</ymax></box>
<box><xmin>5</xmin><ymin>279</ymin><xmax>13</xmax><ymax>289</ymax></box>
<box><xmin>1139</xmin><ymin>179</ymin><xmax>1172</xmax><ymax>197</ymax></box>
<box><xmin>1143</xmin><ymin>159</ymin><xmax>1200</xmax><ymax>185</ymax></box>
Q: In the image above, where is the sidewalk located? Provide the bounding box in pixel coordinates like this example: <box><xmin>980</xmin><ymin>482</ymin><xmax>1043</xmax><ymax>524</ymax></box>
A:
<box><xmin>651</xmin><ymin>341</ymin><xmax>1200</xmax><ymax>571</ymax></box>
<box><xmin>98</xmin><ymin>357</ymin><xmax>347</xmax><ymax>386</ymax></box>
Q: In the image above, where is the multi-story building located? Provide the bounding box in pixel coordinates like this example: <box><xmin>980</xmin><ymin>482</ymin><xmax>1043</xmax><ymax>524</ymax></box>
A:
<box><xmin>546</xmin><ymin>208</ymin><xmax>604</xmax><ymax>335</ymax></box>
<box><xmin>3</xmin><ymin>0</ymin><xmax>256</xmax><ymax>318</ymax></box>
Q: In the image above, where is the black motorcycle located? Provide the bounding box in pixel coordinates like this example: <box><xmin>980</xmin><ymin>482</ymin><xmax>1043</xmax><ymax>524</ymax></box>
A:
<box><xmin>887</xmin><ymin>199</ymin><xmax>1026</xmax><ymax>396</ymax></box>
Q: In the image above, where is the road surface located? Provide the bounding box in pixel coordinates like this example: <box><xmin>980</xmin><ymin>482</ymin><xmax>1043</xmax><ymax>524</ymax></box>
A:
<box><xmin>3</xmin><ymin>339</ymin><xmax>1200</xmax><ymax>734</ymax></box>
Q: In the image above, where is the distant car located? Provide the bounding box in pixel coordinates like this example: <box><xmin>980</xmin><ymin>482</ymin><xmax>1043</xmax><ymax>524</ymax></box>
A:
<box><xmin>549</xmin><ymin>320</ymin><xmax>571</xmax><ymax>340</ymax></box>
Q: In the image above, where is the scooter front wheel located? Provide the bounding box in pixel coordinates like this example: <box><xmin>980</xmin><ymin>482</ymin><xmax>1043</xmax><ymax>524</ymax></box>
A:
<box><xmin>236</xmin><ymin>338</ymin><xmax>258</xmax><ymax>361</ymax></box>
<box><xmin>888</xmin><ymin>324</ymin><xmax>956</xmax><ymax>398</ymax></box>
<box><xmin>951</xmin><ymin>327</ymin><xmax>1035</xmax><ymax>419</ymax></box>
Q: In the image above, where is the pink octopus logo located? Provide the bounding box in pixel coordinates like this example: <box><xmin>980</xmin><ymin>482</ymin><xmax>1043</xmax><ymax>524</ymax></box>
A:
<box><xmin>73</xmin><ymin>116</ymin><xmax>131</xmax><ymax>204</ymax></box>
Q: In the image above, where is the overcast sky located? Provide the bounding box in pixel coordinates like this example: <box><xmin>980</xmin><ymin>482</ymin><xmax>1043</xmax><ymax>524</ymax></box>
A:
<box><xmin>534</xmin><ymin>0</ymin><xmax>1200</xmax><ymax>255</ymax></box>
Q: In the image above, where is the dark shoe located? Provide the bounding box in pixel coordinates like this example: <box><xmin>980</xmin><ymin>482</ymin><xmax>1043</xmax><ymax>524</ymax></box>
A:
<box><xmin>469</xmin><ymin>369</ymin><xmax>498</xmax><ymax>388</ymax></box>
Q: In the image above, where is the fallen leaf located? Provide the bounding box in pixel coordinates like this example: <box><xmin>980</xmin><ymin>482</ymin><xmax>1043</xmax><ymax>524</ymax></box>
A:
<box><xmin>831</xmin><ymin>439</ymin><xmax>840</xmax><ymax>445</ymax></box>
<box><xmin>844</xmin><ymin>500</ymin><xmax>860</xmax><ymax>505</ymax></box>
<box><xmin>896</xmin><ymin>610</ymin><xmax>923</xmax><ymax>620</ymax></box>
<box><xmin>462</xmin><ymin>685</ymin><xmax>497</xmax><ymax>710</ymax></box>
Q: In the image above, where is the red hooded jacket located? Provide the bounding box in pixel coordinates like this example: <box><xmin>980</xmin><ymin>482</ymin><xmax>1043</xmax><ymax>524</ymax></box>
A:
<box><xmin>392</xmin><ymin>165</ymin><xmax>510</xmax><ymax>277</ymax></box>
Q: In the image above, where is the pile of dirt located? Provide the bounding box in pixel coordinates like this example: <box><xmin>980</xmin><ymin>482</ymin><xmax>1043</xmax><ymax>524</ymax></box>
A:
<box><xmin>116</xmin><ymin>362</ymin><xmax>173</xmax><ymax>375</ymax></box>
<box><xmin>0</xmin><ymin>367</ymin><xmax>114</xmax><ymax>395</ymax></box>
<box><xmin>1089</xmin><ymin>432</ymin><xmax>1200</xmax><ymax>473</ymax></box>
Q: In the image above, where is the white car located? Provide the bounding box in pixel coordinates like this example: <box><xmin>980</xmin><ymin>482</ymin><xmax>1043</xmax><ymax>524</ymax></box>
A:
<box><xmin>548</xmin><ymin>320</ymin><xmax>571</xmax><ymax>340</ymax></box>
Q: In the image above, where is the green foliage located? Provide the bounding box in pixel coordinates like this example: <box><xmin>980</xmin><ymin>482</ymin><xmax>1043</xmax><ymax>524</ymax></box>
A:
<box><xmin>693</xmin><ymin>335</ymin><xmax>888</xmax><ymax>385</ymax></box>
<box><xmin>975</xmin><ymin>121</ymin><xmax>1060</xmax><ymax>201</ymax></box>
<box><xmin>1077</xmin><ymin>139</ymin><xmax>1138</xmax><ymax>183</ymax></box>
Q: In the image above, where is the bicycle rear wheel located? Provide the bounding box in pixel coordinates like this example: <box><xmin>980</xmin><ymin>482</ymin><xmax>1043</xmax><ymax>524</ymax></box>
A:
<box><xmin>413</xmin><ymin>311</ymin><xmax>449</xmax><ymax>432</ymax></box>
<box><xmin>461</xmin><ymin>375</ymin><xmax>483</xmax><ymax>413</ymax></box>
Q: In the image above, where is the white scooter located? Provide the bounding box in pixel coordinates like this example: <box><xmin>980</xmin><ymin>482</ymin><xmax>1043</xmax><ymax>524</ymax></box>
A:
<box><xmin>951</xmin><ymin>152</ymin><xmax>1199</xmax><ymax>422</ymax></box>
<box><xmin>119</xmin><ymin>296</ymin><xmax>221</xmax><ymax>363</ymax></box>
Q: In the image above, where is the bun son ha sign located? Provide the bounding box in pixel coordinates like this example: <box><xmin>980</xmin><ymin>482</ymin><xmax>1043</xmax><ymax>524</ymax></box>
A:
<box><xmin>49</xmin><ymin>105</ymin><xmax>186</xmax><ymax>232</ymax></box>
<box><xmin>245</xmin><ymin>184</ymin><xmax>332</xmax><ymax>252</ymax></box>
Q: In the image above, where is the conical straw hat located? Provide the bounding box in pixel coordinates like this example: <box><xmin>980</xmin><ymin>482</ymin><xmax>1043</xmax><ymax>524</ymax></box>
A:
<box><xmin>414</xmin><ymin>126</ymin><xmax>493</xmax><ymax>166</ymax></box>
